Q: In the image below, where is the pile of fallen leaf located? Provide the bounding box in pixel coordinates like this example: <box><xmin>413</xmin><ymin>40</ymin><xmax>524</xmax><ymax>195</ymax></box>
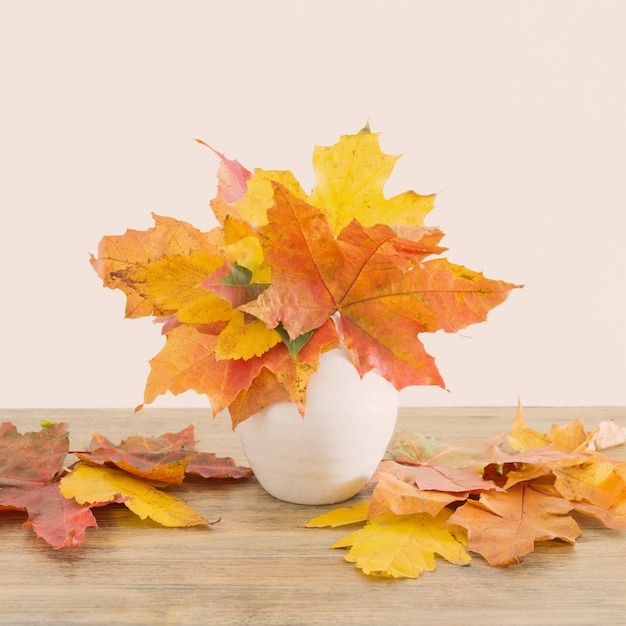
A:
<box><xmin>0</xmin><ymin>422</ymin><xmax>252</xmax><ymax>548</ymax></box>
<box><xmin>3</xmin><ymin>408</ymin><xmax>625</xmax><ymax>581</ymax></box>
<box><xmin>306</xmin><ymin>406</ymin><xmax>626</xmax><ymax>578</ymax></box>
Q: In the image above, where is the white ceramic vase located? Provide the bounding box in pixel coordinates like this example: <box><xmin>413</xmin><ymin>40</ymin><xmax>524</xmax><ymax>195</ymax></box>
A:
<box><xmin>235</xmin><ymin>348</ymin><xmax>398</xmax><ymax>505</ymax></box>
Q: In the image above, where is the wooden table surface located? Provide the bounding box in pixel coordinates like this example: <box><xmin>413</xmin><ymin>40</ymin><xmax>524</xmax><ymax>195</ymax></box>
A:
<box><xmin>1</xmin><ymin>407</ymin><xmax>625</xmax><ymax>625</ymax></box>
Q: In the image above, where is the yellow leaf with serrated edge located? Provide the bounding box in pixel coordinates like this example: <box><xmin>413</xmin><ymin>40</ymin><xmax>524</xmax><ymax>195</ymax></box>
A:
<box><xmin>308</xmin><ymin>127</ymin><xmax>436</xmax><ymax>234</ymax></box>
<box><xmin>215</xmin><ymin>311</ymin><xmax>281</xmax><ymax>360</ymax></box>
<box><xmin>332</xmin><ymin>510</ymin><xmax>470</xmax><ymax>579</ymax></box>
<box><xmin>232</xmin><ymin>169</ymin><xmax>307</xmax><ymax>227</ymax></box>
<box><xmin>114</xmin><ymin>251</ymin><xmax>231</xmax><ymax>323</ymax></box>
<box><xmin>60</xmin><ymin>463</ymin><xmax>208</xmax><ymax>527</ymax></box>
<box><xmin>305</xmin><ymin>502</ymin><xmax>369</xmax><ymax>527</ymax></box>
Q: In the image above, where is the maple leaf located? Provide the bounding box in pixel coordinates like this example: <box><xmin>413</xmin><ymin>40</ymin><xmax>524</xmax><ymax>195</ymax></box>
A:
<box><xmin>112</xmin><ymin>251</ymin><xmax>232</xmax><ymax>325</ymax></box>
<box><xmin>332</xmin><ymin>510</ymin><xmax>471</xmax><ymax>578</ymax></box>
<box><xmin>0</xmin><ymin>422</ymin><xmax>96</xmax><ymax>548</ymax></box>
<box><xmin>447</xmin><ymin>483</ymin><xmax>582</xmax><ymax>566</ymax></box>
<box><xmin>78</xmin><ymin>424</ymin><xmax>253</xmax><ymax>482</ymax></box>
<box><xmin>60</xmin><ymin>463</ymin><xmax>211</xmax><ymax>527</ymax></box>
<box><xmin>308</xmin><ymin>126</ymin><xmax>437</xmax><ymax>234</ymax></box>
<box><xmin>91</xmin><ymin>214</ymin><xmax>223</xmax><ymax>319</ymax></box>
<box><xmin>239</xmin><ymin>183</ymin><xmax>520</xmax><ymax>391</ymax></box>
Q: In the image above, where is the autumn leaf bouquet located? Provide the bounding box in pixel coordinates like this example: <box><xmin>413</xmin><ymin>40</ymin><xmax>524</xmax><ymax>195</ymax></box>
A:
<box><xmin>92</xmin><ymin>125</ymin><xmax>519</xmax><ymax>433</ymax></box>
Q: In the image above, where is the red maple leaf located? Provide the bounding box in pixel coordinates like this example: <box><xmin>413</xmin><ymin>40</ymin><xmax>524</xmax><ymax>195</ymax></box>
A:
<box><xmin>0</xmin><ymin>422</ymin><xmax>96</xmax><ymax>548</ymax></box>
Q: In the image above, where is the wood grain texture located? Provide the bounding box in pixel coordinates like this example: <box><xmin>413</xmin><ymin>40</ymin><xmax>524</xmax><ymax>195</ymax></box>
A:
<box><xmin>1</xmin><ymin>407</ymin><xmax>625</xmax><ymax>625</ymax></box>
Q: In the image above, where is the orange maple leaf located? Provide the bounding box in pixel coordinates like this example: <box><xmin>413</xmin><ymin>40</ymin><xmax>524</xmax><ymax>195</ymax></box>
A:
<box><xmin>447</xmin><ymin>483</ymin><xmax>582</xmax><ymax>566</ymax></box>
<box><xmin>237</xmin><ymin>183</ymin><xmax>519</xmax><ymax>391</ymax></box>
<box><xmin>91</xmin><ymin>214</ymin><xmax>222</xmax><ymax>319</ymax></box>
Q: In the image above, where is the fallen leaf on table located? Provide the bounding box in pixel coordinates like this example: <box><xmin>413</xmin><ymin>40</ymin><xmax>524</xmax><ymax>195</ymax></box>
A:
<box><xmin>186</xmin><ymin>452</ymin><xmax>254</xmax><ymax>479</ymax></box>
<box><xmin>332</xmin><ymin>510</ymin><xmax>471</xmax><ymax>579</ymax></box>
<box><xmin>77</xmin><ymin>424</ymin><xmax>253</xmax><ymax>483</ymax></box>
<box><xmin>305</xmin><ymin>502</ymin><xmax>370</xmax><ymax>528</ymax></box>
<box><xmin>77</xmin><ymin>425</ymin><xmax>197</xmax><ymax>484</ymax></box>
<box><xmin>447</xmin><ymin>483</ymin><xmax>581</xmax><ymax>566</ymax></box>
<box><xmin>60</xmin><ymin>463</ymin><xmax>212</xmax><ymax>527</ymax></box>
<box><xmin>0</xmin><ymin>422</ymin><xmax>96</xmax><ymax>548</ymax></box>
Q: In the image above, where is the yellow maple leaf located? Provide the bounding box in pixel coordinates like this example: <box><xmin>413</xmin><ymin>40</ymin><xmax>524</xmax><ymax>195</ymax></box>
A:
<box><xmin>332</xmin><ymin>510</ymin><xmax>471</xmax><ymax>578</ymax></box>
<box><xmin>60</xmin><ymin>463</ymin><xmax>209</xmax><ymax>527</ymax></box>
<box><xmin>91</xmin><ymin>214</ymin><xmax>222</xmax><ymax>318</ymax></box>
<box><xmin>114</xmin><ymin>250</ymin><xmax>231</xmax><ymax>323</ymax></box>
<box><xmin>215</xmin><ymin>311</ymin><xmax>282</xmax><ymax>360</ymax></box>
<box><xmin>307</xmin><ymin>126</ymin><xmax>436</xmax><ymax>234</ymax></box>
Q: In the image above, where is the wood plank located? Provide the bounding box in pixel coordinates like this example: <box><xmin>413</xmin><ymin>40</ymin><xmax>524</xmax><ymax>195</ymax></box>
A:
<box><xmin>1</xmin><ymin>407</ymin><xmax>625</xmax><ymax>625</ymax></box>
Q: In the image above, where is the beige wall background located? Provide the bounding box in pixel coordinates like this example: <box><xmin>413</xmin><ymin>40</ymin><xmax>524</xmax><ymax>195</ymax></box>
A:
<box><xmin>1</xmin><ymin>1</ymin><xmax>624</xmax><ymax>409</ymax></box>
